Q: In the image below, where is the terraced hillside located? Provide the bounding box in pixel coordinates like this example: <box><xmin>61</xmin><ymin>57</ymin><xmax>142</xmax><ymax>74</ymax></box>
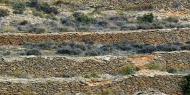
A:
<box><xmin>0</xmin><ymin>29</ymin><xmax>189</xmax><ymax>94</ymax></box>
<box><xmin>1</xmin><ymin>0</ymin><xmax>190</xmax><ymax>95</ymax></box>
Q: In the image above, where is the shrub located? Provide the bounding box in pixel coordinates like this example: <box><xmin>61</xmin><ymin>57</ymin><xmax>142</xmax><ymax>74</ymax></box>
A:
<box><xmin>183</xmin><ymin>75</ymin><xmax>190</xmax><ymax>95</ymax></box>
<box><xmin>164</xmin><ymin>16</ymin><xmax>179</xmax><ymax>23</ymax></box>
<box><xmin>0</xmin><ymin>8</ymin><xmax>9</xmax><ymax>17</ymax></box>
<box><xmin>27</xmin><ymin>0</ymin><xmax>59</xmax><ymax>14</ymax></box>
<box><xmin>57</xmin><ymin>46</ymin><xmax>82</xmax><ymax>55</ymax></box>
<box><xmin>167</xmin><ymin>68</ymin><xmax>178</xmax><ymax>73</ymax></box>
<box><xmin>113</xmin><ymin>43</ymin><xmax>132</xmax><ymax>51</ymax></box>
<box><xmin>69</xmin><ymin>43</ymin><xmax>87</xmax><ymax>50</ymax></box>
<box><xmin>12</xmin><ymin>2</ymin><xmax>26</xmax><ymax>14</ymax></box>
<box><xmin>27</xmin><ymin>0</ymin><xmax>40</xmax><ymax>8</ymax></box>
<box><xmin>119</xmin><ymin>64</ymin><xmax>136</xmax><ymax>75</ymax></box>
<box><xmin>96</xmin><ymin>21</ymin><xmax>108</xmax><ymax>28</ymax></box>
<box><xmin>73</xmin><ymin>12</ymin><xmax>96</xmax><ymax>25</ymax></box>
<box><xmin>19</xmin><ymin>20</ymin><xmax>28</xmax><ymax>25</ymax></box>
<box><xmin>156</xmin><ymin>44</ymin><xmax>181</xmax><ymax>51</ymax></box>
<box><xmin>53</xmin><ymin>0</ymin><xmax>65</xmax><ymax>5</ymax></box>
<box><xmin>99</xmin><ymin>45</ymin><xmax>113</xmax><ymax>53</ymax></box>
<box><xmin>120</xmin><ymin>24</ymin><xmax>138</xmax><ymax>30</ymax></box>
<box><xmin>181</xmin><ymin>45</ymin><xmax>190</xmax><ymax>50</ymax></box>
<box><xmin>25</xmin><ymin>49</ymin><xmax>41</xmax><ymax>55</ymax></box>
<box><xmin>24</xmin><ymin>42</ymin><xmax>56</xmax><ymax>50</ymax></box>
<box><xmin>61</xmin><ymin>17</ymin><xmax>75</xmax><ymax>26</ymax></box>
<box><xmin>39</xmin><ymin>3</ymin><xmax>59</xmax><ymax>14</ymax></box>
<box><xmin>137</xmin><ymin>13</ymin><xmax>154</xmax><ymax>23</ymax></box>
<box><xmin>137</xmin><ymin>45</ymin><xmax>156</xmax><ymax>54</ymax></box>
<box><xmin>77</xmin><ymin>26</ymin><xmax>90</xmax><ymax>32</ymax></box>
<box><xmin>85</xmin><ymin>49</ymin><xmax>101</xmax><ymax>56</ymax></box>
<box><xmin>2</xmin><ymin>51</ymin><xmax>11</xmax><ymax>56</ymax></box>
<box><xmin>29</xmin><ymin>27</ymin><xmax>47</xmax><ymax>34</ymax></box>
<box><xmin>137</xmin><ymin>23</ymin><xmax>154</xmax><ymax>29</ymax></box>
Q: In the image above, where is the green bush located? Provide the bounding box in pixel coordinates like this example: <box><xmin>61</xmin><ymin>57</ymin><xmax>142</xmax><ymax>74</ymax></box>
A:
<box><xmin>183</xmin><ymin>75</ymin><xmax>190</xmax><ymax>95</ymax></box>
<box><xmin>119</xmin><ymin>64</ymin><xmax>136</xmax><ymax>75</ymax></box>
<box><xmin>0</xmin><ymin>8</ymin><xmax>9</xmax><ymax>17</ymax></box>
<box><xmin>12</xmin><ymin>2</ymin><xmax>26</xmax><ymax>14</ymax></box>
<box><xmin>137</xmin><ymin>13</ymin><xmax>154</xmax><ymax>23</ymax></box>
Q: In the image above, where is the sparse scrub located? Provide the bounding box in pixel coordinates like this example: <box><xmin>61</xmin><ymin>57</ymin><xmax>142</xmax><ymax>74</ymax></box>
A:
<box><xmin>85</xmin><ymin>49</ymin><xmax>101</xmax><ymax>56</ymax></box>
<box><xmin>137</xmin><ymin>45</ymin><xmax>156</xmax><ymax>54</ymax></box>
<box><xmin>84</xmin><ymin>73</ymin><xmax>100</xmax><ymax>78</ymax></box>
<box><xmin>24</xmin><ymin>42</ymin><xmax>56</xmax><ymax>50</ymax></box>
<box><xmin>57</xmin><ymin>46</ymin><xmax>82</xmax><ymax>55</ymax></box>
<box><xmin>156</xmin><ymin>44</ymin><xmax>181</xmax><ymax>52</ymax></box>
<box><xmin>164</xmin><ymin>16</ymin><xmax>179</xmax><ymax>23</ymax></box>
<box><xmin>1</xmin><ymin>26</ymin><xmax>17</xmax><ymax>32</ymax></box>
<box><xmin>146</xmin><ymin>63</ymin><xmax>162</xmax><ymax>70</ymax></box>
<box><xmin>25</xmin><ymin>49</ymin><xmax>41</xmax><ymax>56</ymax></box>
<box><xmin>113</xmin><ymin>43</ymin><xmax>132</xmax><ymax>51</ymax></box>
<box><xmin>29</xmin><ymin>27</ymin><xmax>47</xmax><ymax>34</ymax></box>
<box><xmin>73</xmin><ymin>12</ymin><xmax>96</xmax><ymax>25</ymax></box>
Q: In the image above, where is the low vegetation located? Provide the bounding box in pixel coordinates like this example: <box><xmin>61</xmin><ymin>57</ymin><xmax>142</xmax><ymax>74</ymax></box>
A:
<box><xmin>119</xmin><ymin>64</ymin><xmax>137</xmax><ymax>75</ymax></box>
<box><xmin>137</xmin><ymin>13</ymin><xmax>154</xmax><ymax>23</ymax></box>
<box><xmin>23</xmin><ymin>49</ymin><xmax>42</xmax><ymax>56</ymax></box>
<box><xmin>0</xmin><ymin>8</ymin><xmax>9</xmax><ymax>17</ymax></box>
<box><xmin>183</xmin><ymin>75</ymin><xmax>190</xmax><ymax>95</ymax></box>
<box><xmin>145</xmin><ymin>63</ymin><xmax>162</xmax><ymax>70</ymax></box>
<box><xmin>20</xmin><ymin>41</ymin><xmax>190</xmax><ymax>56</ymax></box>
<box><xmin>12</xmin><ymin>1</ymin><xmax>26</xmax><ymax>14</ymax></box>
<box><xmin>84</xmin><ymin>73</ymin><xmax>100</xmax><ymax>78</ymax></box>
<box><xmin>167</xmin><ymin>68</ymin><xmax>178</xmax><ymax>73</ymax></box>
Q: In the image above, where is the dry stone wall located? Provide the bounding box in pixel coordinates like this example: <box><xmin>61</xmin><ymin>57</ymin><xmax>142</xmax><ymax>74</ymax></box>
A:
<box><xmin>0</xmin><ymin>75</ymin><xmax>186</xmax><ymax>95</ymax></box>
<box><xmin>1</xmin><ymin>29</ymin><xmax>190</xmax><ymax>45</ymax></box>
<box><xmin>1</xmin><ymin>51</ymin><xmax>190</xmax><ymax>78</ymax></box>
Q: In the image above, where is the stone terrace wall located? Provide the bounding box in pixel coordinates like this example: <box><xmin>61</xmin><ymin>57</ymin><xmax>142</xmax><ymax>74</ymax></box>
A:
<box><xmin>1</xmin><ymin>29</ymin><xmax>190</xmax><ymax>45</ymax></box>
<box><xmin>1</xmin><ymin>51</ymin><xmax>190</xmax><ymax>78</ymax></box>
<box><xmin>0</xmin><ymin>56</ymin><xmax>129</xmax><ymax>78</ymax></box>
<box><xmin>153</xmin><ymin>51</ymin><xmax>190</xmax><ymax>70</ymax></box>
<box><xmin>0</xmin><ymin>75</ymin><xmax>186</xmax><ymax>95</ymax></box>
